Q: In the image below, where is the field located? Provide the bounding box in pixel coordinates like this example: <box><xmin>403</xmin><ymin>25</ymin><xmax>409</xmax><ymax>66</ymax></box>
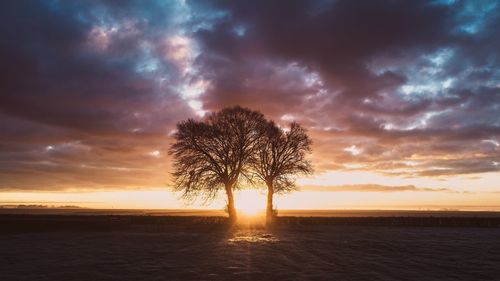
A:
<box><xmin>1</xmin><ymin>211</ymin><xmax>500</xmax><ymax>281</ymax></box>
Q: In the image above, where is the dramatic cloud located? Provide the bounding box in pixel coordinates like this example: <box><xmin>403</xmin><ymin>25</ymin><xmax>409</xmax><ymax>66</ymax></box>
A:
<box><xmin>0</xmin><ymin>0</ymin><xmax>193</xmax><ymax>190</ymax></box>
<box><xmin>0</xmin><ymin>0</ymin><xmax>499</xmax><ymax>191</ymax></box>
<box><xmin>192</xmin><ymin>0</ymin><xmax>500</xmax><ymax>178</ymax></box>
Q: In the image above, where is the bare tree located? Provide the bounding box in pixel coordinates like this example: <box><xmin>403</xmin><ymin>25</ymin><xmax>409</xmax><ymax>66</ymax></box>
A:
<box><xmin>169</xmin><ymin>106</ymin><xmax>267</xmax><ymax>222</ymax></box>
<box><xmin>253</xmin><ymin>121</ymin><xmax>313</xmax><ymax>223</ymax></box>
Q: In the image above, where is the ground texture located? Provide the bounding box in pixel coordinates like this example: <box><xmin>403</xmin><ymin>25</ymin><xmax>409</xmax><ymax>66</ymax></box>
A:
<box><xmin>1</xmin><ymin>216</ymin><xmax>500</xmax><ymax>281</ymax></box>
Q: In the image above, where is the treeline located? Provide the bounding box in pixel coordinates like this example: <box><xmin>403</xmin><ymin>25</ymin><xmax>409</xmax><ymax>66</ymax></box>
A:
<box><xmin>1</xmin><ymin>215</ymin><xmax>499</xmax><ymax>233</ymax></box>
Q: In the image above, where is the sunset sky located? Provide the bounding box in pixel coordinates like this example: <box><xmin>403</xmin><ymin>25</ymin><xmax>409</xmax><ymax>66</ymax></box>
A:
<box><xmin>1</xmin><ymin>0</ymin><xmax>499</xmax><ymax>210</ymax></box>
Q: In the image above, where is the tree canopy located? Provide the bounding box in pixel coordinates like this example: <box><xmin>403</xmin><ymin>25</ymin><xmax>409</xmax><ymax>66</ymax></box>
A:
<box><xmin>169</xmin><ymin>106</ymin><xmax>267</xmax><ymax>221</ymax></box>
<box><xmin>252</xmin><ymin>121</ymin><xmax>313</xmax><ymax>222</ymax></box>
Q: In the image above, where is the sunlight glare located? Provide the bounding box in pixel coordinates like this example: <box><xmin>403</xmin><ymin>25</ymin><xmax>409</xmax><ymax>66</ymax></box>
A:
<box><xmin>235</xmin><ymin>190</ymin><xmax>266</xmax><ymax>217</ymax></box>
<box><xmin>238</xmin><ymin>206</ymin><xmax>262</xmax><ymax>217</ymax></box>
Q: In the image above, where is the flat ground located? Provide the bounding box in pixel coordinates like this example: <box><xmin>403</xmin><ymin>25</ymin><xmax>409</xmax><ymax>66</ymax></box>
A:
<box><xmin>1</xmin><ymin>215</ymin><xmax>499</xmax><ymax>281</ymax></box>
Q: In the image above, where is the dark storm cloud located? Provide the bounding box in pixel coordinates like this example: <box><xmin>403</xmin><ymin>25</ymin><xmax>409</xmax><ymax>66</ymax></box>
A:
<box><xmin>194</xmin><ymin>0</ymin><xmax>450</xmax><ymax>107</ymax></box>
<box><xmin>0</xmin><ymin>0</ymin><xmax>499</xmax><ymax>191</ymax></box>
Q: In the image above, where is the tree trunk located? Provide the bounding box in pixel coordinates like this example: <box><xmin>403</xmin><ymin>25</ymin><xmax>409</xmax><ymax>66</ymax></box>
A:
<box><xmin>225</xmin><ymin>183</ymin><xmax>237</xmax><ymax>223</ymax></box>
<box><xmin>266</xmin><ymin>181</ymin><xmax>274</xmax><ymax>224</ymax></box>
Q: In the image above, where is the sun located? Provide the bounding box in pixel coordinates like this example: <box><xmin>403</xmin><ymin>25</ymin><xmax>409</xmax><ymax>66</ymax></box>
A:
<box><xmin>238</xmin><ymin>206</ymin><xmax>262</xmax><ymax>217</ymax></box>
<box><xmin>235</xmin><ymin>190</ymin><xmax>266</xmax><ymax>217</ymax></box>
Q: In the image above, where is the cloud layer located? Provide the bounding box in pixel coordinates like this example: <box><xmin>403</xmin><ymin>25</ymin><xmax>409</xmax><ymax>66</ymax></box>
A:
<box><xmin>0</xmin><ymin>0</ymin><xmax>499</xmax><ymax>191</ymax></box>
<box><xmin>303</xmin><ymin>184</ymin><xmax>450</xmax><ymax>193</ymax></box>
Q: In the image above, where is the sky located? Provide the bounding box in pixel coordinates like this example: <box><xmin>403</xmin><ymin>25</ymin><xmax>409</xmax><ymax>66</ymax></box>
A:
<box><xmin>0</xmin><ymin>0</ymin><xmax>499</xmax><ymax>210</ymax></box>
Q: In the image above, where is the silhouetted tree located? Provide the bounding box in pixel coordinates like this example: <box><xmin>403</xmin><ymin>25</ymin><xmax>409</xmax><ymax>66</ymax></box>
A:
<box><xmin>169</xmin><ymin>106</ymin><xmax>267</xmax><ymax>222</ymax></box>
<box><xmin>253</xmin><ymin>121</ymin><xmax>313</xmax><ymax>223</ymax></box>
